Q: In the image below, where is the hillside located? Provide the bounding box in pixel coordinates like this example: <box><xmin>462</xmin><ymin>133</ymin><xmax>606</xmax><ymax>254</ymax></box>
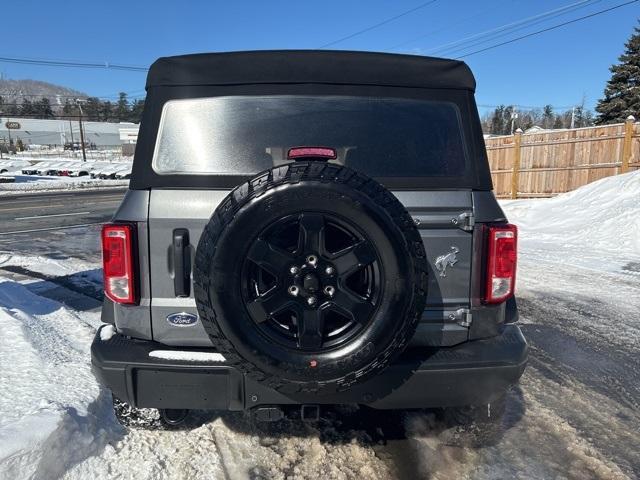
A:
<box><xmin>0</xmin><ymin>78</ymin><xmax>87</xmax><ymax>108</ymax></box>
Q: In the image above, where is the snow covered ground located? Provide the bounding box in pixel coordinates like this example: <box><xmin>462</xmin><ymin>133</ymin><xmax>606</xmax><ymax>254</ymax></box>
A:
<box><xmin>0</xmin><ymin>171</ymin><xmax>638</xmax><ymax>479</ymax></box>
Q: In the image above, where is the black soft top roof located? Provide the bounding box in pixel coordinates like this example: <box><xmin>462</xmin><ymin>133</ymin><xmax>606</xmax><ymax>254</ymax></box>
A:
<box><xmin>146</xmin><ymin>50</ymin><xmax>476</xmax><ymax>91</ymax></box>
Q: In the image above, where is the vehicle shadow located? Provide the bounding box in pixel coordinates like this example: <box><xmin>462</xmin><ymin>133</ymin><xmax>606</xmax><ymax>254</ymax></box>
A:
<box><xmin>0</xmin><ymin>266</ymin><xmax>102</xmax><ymax>312</ymax></box>
<box><xmin>32</xmin><ymin>388</ymin><xmax>125</xmax><ymax>480</ymax></box>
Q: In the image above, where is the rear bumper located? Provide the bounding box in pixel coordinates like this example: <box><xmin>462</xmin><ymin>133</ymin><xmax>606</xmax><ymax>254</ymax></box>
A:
<box><xmin>91</xmin><ymin>324</ymin><xmax>528</xmax><ymax>410</ymax></box>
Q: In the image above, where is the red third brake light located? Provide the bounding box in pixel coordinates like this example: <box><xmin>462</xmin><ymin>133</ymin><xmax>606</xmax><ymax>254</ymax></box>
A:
<box><xmin>484</xmin><ymin>224</ymin><xmax>518</xmax><ymax>304</ymax></box>
<box><xmin>102</xmin><ymin>223</ymin><xmax>137</xmax><ymax>304</ymax></box>
<box><xmin>287</xmin><ymin>147</ymin><xmax>337</xmax><ymax>160</ymax></box>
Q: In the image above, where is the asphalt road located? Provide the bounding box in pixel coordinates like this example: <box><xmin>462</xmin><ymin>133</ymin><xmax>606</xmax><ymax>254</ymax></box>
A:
<box><xmin>0</xmin><ymin>189</ymin><xmax>126</xmax><ymax>261</ymax></box>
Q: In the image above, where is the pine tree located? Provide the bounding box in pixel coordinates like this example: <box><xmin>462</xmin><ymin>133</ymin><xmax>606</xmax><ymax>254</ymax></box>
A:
<box><xmin>490</xmin><ymin>105</ymin><xmax>505</xmax><ymax>135</ymax></box>
<box><xmin>129</xmin><ymin>98</ymin><xmax>145</xmax><ymax>123</ymax></box>
<box><xmin>542</xmin><ymin>105</ymin><xmax>554</xmax><ymax>129</ymax></box>
<box><xmin>101</xmin><ymin>100</ymin><xmax>113</xmax><ymax>121</ymax></box>
<box><xmin>63</xmin><ymin>99</ymin><xmax>77</xmax><ymax>117</ymax></box>
<box><xmin>116</xmin><ymin>92</ymin><xmax>129</xmax><ymax>121</ymax></box>
<box><xmin>36</xmin><ymin>97</ymin><xmax>54</xmax><ymax>119</ymax></box>
<box><xmin>595</xmin><ymin>23</ymin><xmax>640</xmax><ymax>124</ymax></box>
<box><xmin>84</xmin><ymin>97</ymin><xmax>102</xmax><ymax>121</ymax></box>
<box><xmin>19</xmin><ymin>98</ymin><xmax>35</xmax><ymax>116</ymax></box>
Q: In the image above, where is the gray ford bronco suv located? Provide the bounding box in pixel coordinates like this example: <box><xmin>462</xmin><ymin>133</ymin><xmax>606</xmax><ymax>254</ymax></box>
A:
<box><xmin>92</xmin><ymin>50</ymin><xmax>527</xmax><ymax>427</ymax></box>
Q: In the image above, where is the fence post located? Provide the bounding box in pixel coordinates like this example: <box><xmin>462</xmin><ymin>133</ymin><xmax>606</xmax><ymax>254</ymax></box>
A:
<box><xmin>621</xmin><ymin>115</ymin><xmax>635</xmax><ymax>174</ymax></box>
<box><xmin>510</xmin><ymin>128</ymin><xmax>523</xmax><ymax>199</ymax></box>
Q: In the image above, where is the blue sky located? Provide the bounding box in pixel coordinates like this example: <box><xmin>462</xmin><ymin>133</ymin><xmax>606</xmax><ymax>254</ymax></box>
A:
<box><xmin>2</xmin><ymin>0</ymin><xmax>638</xmax><ymax>114</ymax></box>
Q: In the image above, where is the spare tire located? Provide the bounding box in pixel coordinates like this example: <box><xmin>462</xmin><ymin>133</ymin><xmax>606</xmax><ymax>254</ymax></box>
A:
<box><xmin>194</xmin><ymin>161</ymin><xmax>428</xmax><ymax>397</ymax></box>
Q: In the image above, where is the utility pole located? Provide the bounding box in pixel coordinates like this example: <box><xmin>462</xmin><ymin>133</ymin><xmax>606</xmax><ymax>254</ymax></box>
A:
<box><xmin>510</xmin><ymin>107</ymin><xmax>518</xmax><ymax>135</ymax></box>
<box><xmin>76</xmin><ymin>99</ymin><xmax>87</xmax><ymax>162</ymax></box>
<box><xmin>69</xmin><ymin>120</ymin><xmax>75</xmax><ymax>144</ymax></box>
<box><xmin>6</xmin><ymin>118</ymin><xmax>12</xmax><ymax>152</ymax></box>
<box><xmin>570</xmin><ymin>107</ymin><xmax>576</xmax><ymax>129</ymax></box>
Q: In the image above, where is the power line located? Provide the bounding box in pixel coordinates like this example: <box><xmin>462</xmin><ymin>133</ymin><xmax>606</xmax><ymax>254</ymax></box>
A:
<box><xmin>456</xmin><ymin>0</ymin><xmax>639</xmax><ymax>58</ymax></box>
<box><xmin>424</xmin><ymin>0</ymin><xmax>600</xmax><ymax>56</ymax></box>
<box><xmin>387</xmin><ymin>1</ymin><xmax>508</xmax><ymax>51</ymax></box>
<box><xmin>0</xmin><ymin>55</ymin><xmax>147</xmax><ymax>72</ymax></box>
<box><xmin>433</xmin><ymin>0</ymin><xmax>604</xmax><ymax>57</ymax></box>
<box><xmin>318</xmin><ymin>0</ymin><xmax>439</xmax><ymax>48</ymax></box>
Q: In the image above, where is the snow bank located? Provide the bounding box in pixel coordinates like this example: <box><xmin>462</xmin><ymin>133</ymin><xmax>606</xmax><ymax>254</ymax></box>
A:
<box><xmin>0</xmin><ymin>276</ymin><xmax>119</xmax><ymax>479</ymax></box>
<box><xmin>502</xmin><ymin>170</ymin><xmax>640</xmax><ymax>273</ymax></box>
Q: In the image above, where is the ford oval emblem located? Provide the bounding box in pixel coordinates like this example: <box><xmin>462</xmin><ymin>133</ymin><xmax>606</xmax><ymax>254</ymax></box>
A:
<box><xmin>166</xmin><ymin>312</ymin><xmax>199</xmax><ymax>327</ymax></box>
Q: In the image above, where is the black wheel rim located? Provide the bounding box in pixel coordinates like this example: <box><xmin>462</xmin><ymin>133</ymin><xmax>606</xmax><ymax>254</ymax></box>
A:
<box><xmin>241</xmin><ymin>212</ymin><xmax>382</xmax><ymax>352</ymax></box>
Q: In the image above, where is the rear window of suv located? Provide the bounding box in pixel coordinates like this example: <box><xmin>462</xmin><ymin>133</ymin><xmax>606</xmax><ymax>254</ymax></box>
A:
<box><xmin>152</xmin><ymin>95</ymin><xmax>468</xmax><ymax>178</ymax></box>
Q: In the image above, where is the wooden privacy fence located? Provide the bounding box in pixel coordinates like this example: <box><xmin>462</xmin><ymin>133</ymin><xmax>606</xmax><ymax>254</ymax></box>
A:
<box><xmin>485</xmin><ymin>116</ymin><xmax>640</xmax><ymax>198</ymax></box>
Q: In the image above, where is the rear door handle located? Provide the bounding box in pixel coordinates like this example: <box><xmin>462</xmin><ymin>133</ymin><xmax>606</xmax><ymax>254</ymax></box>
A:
<box><xmin>172</xmin><ymin>229</ymin><xmax>191</xmax><ymax>297</ymax></box>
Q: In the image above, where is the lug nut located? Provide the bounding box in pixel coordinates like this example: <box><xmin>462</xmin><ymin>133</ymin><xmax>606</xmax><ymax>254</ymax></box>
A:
<box><xmin>289</xmin><ymin>266</ymin><xmax>299</xmax><ymax>275</ymax></box>
<box><xmin>324</xmin><ymin>286</ymin><xmax>335</xmax><ymax>297</ymax></box>
<box><xmin>288</xmin><ymin>286</ymin><xmax>299</xmax><ymax>297</ymax></box>
<box><xmin>325</xmin><ymin>266</ymin><xmax>335</xmax><ymax>275</ymax></box>
<box><xmin>307</xmin><ymin>296</ymin><xmax>317</xmax><ymax>306</ymax></box>
<box><xmin>306</xmin><ymin>255</ymin><xmax>318</xmax><ymax>266</ymax></box>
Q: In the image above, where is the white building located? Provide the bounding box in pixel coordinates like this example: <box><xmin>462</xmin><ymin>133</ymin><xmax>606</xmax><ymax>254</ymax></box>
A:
<box><xmin>0</xmin><ymin>117</ymin><xmax>139</xmax><ymax>148</ymax></box>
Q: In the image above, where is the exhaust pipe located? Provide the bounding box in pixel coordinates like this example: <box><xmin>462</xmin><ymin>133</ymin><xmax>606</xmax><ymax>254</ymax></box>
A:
<box><xmin>160</xmin><ymin>408</ymin><xmax>189</xmax><ymax>426</ymax></box>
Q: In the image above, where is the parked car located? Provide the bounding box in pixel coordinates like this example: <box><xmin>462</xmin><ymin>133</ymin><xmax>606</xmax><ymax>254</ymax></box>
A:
<box><xmin>35</xmin><ymin>162</ymin><xmax>59</xmax><ymax>176</ymax></box>
<box><xmin>60</xmin><ymin>163</ymin><xmax>91</xmax><ymax>177</ymax></box>
<box><xmin>114</xmin><ymin>166</ymin><xmax>132</xmax><ymax>179</ymax></box>
<box><xmin>47</xmin><ymin>162</ymin><xmax>71</xmax><ymax>176</ymax></box>
<box><xmin>0</xmin><ymin>160</ymin><xmax>29</xmax><ymax>174</ymax></box>
<box><xmin>97</xmin><ymin>164</ymin><xmax>130</xmax><ymax>179</ymax></box>
<box><xmin>92</xmin><ymin>51</ymin><xmax>527</xmax><ymax>431</ymax></box>
<box><xmin>22</xmin><ymin>162</ymin><xmax>49</xmax><ymax>175</ymax></box>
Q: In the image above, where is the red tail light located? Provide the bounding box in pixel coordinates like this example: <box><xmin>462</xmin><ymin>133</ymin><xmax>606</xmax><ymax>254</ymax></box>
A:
<box><xmin>287</xmin><ymin>146</ymin><xmax>337</xmax><ymax>160</ymax></box>
<box><xmin>102</xmin><ymin>223</ymin><xmax>137</xmax><ymax>304</ymax></box>
<box><xmin>484</xmin><ymin>224</ymin><xmax>517</xmax><ymax>304</ymax></box>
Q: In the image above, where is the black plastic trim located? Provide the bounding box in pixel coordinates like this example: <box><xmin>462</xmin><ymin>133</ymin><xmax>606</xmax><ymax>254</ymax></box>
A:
<box><xmin>172</xmin><ymin>228</ymin><xmax>190</xmax><ymax>297</ymax></box>
<box><xmin>91</xmin><ymin>324</ymin><xmax>527</xmax><ymax>409</ymax></box>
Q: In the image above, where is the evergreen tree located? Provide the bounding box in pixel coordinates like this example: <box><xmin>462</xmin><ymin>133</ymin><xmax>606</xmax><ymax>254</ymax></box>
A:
<box><xmin>36</xmin><ymin>97</ymin><xmax>54</xmax><ymax>119</ymax></box>
<box><xmin>116</xmin><ymin>92</ymin><xmax>129</xmax><ymax>121</ymax></box>
<box><xmin>19</xmin><ymin>98</ymin><xmax>35</xmax><ymax>116</ymax></box>
<box><xmin>490</xmin><ymin>105</ymin><xmax>506</xmax><ymax>135</ymax></box>
<box><xmin>595</xmin><ymin>23</ymin><xmax>640</xmax><ymax>124</ymax></box>
<box><xmin>63</xmin><ymin>99</ymin><xmax>77</xmax><ymax>117</ymax></box>
<box><xmin>101</xmin><ymin>100</ymin><xmax>113</xmax><ymax>121</ymax></box>
<box><xmin>542</xmin><ymin>105</ymin><xmax>554</xmax><ymax>128</ymax></box>
<box><xmin>129</xmin><ymin>98</ymin><xmax>145</xmax><ymax>123</ymax></box>
<box><xmin>84</xmin><ymin>97</ymin><xmax>102</xmax><ymax>121</ymax></box>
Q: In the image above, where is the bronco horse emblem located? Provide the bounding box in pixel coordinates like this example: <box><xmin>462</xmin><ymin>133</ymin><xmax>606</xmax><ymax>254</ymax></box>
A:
<box><xmin>435</xmin><ymin>246</ymin><xmax>460</xmax><ymax>277</ymax></box>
